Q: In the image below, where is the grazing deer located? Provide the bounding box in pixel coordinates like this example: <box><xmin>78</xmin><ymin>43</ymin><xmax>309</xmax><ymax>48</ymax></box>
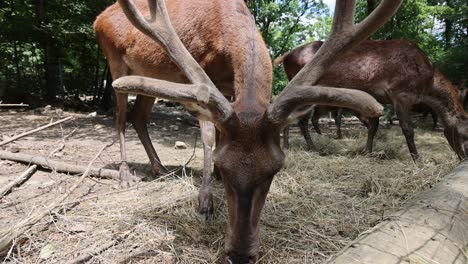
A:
<box><xmin>95</xmin><ymin>0</ymin><xmax>402</xmax><ymax>262</ymax></box>
<box><xmin>276</xmin><ymin>40</ymin><xmax>468</xmax><ymax>161</ymax></box>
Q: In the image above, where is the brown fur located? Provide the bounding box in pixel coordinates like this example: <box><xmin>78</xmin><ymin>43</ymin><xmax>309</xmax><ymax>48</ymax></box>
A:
<box><xmin>94</xmin><ymin>1</ymin><xmax>273</xmax><ymax>262</ymax></box>
<box><xmin>277</xmin><ymin>40</ymin><xmax>468</xmax><ymax>160</ymax></box>
<box><xmin>95</xmin><ymin>1</ymin><xmax>409</xmax><ymax>262</ymax></box>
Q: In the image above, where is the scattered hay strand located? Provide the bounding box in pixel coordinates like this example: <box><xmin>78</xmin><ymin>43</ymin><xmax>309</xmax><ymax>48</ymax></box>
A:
<box><xmin>329</xmin><ymin>162</ymin><xmax>468</xmax><ymax>264</ymax></box>
<box><xmin>0</xmin><ymin>124</ymin><xmax>459</xmax><ymax>263</ymax></box>
<box><xmin>65</xmin><ymin>228</ymin><xmax>134</xmax><ymax>264</ymax></box>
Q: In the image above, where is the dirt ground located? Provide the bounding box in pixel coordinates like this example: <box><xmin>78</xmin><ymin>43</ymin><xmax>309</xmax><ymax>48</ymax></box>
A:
<box><xmin>0</xmin><ymin>104</ymin><xmax>459</xmax><ymax>263</ymax></box>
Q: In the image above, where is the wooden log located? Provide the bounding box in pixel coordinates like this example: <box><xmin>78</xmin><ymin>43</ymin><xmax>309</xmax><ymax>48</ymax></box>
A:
<box><xmin>0</xmin><ymin>165</ymin><xmax>37</xmax><ymax>199</ymax></box>
<box><xmin>0</xmin><ymin>150</ymin><xmax>120</xmax><ymax>180</ymax></box>
<box><xmin>0</xmin><ymin>116</ymin><xmax>73</xmax><ymax>146</ymax></box>
<box><xmin>328</xmin><ymin>162</ymin><xmax>468</xmax><ymax>264</ymax></box>
<box><xmin>0</xmin><ymin>104</ymin><xmax>29</xmax><ymax>107</ymax></box>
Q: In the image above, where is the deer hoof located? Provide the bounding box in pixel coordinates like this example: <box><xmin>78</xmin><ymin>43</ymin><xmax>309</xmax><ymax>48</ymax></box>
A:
<box><xmin>119</xmin><ymin>163</ymin><xmax>138</xmax><ymax>188</ymax></box>
<box><xmin>197</xmin><ymin>191</ymin><xmax>214</xmax><ymax>221</ymax></box>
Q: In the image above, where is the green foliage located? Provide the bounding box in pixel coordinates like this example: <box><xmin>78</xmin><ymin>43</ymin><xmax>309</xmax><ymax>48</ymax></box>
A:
<box><xmin>0</xmin><ymin>0</ymin><xmax>466</xmax><ymax>104</ymax></box>
<box><xmin>246</xmin><ymin>0</ymin><xmax>332</xmax><ymax>95</ymax></box>
<box><xmin>0</xmin><ymin>0</ymin><xmax>113</xmax><ymax>104</ymax></box>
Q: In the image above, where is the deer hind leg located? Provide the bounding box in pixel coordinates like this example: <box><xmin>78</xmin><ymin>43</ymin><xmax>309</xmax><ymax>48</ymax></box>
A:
<box><xmin>128</xmin><ymin>95</ymin><xmax>165</xmax><ymax>176</ymax></box>
<box><xmin>365</xmin><ymin>117</ymin><xmax>380</xmax><ymax>153</ymax></box>
<box><xmin>213</xmin><ymin>128</ymin><xmax>221</xmax><ymax>180</ymax></box>
<box><xmin>298</xmin><ymin>113</ymin><xmax>315</xmax><ymax>151</ymax></box>
<box><xmin>395</xmin><ymin>104</ymin><xmax>420</xmax><ymax>161</ymax></box>
<box><xmin>198</xmin><ymin>120</ymin><xmax>215</xmax><ymax>220</ymax></box>
<box><xmin>334</xmin><ymin>108</ymin><xmax>343</xmax><ymax>139</ymax></box>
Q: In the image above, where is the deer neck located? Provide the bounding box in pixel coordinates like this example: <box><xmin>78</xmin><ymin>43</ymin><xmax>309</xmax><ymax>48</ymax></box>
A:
<box><xmin>227</xmin><ymin>1</ymin><xmax>272</xmax><ymax>115</ymax></box>
<box><xmin>425</xmin><ymin>75</ymin><xmax>468</xmax><ymax>127</ymax></box>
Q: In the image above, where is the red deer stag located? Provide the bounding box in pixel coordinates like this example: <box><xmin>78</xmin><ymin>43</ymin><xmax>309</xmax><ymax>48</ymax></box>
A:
<box><xmin>277</xmin><ymin>40</ymin><xmax>468</xmax><ymax>161</ymax></box>
<box><xmin>96</xmin><ymin>0</ymin><xmax>401</xmax><ymax>262</ymax></box>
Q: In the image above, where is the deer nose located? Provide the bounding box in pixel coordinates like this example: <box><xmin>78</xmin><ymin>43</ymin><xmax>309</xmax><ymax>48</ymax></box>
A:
<box><xmin>225</xmin><ymin>254</ymin><xmax>256</xmax><ymax>264</ymax></box>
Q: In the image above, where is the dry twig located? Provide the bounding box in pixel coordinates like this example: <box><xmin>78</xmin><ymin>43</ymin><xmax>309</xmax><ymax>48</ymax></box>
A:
<box><xmin>0</xmin><ymin>142</ymin><xmax>113</xmax><ymax>255</ymax></box>
<box><xmin>48</xmin><ymin>128</ymin><xmax>78</xmax><ymax>158</ymax></box>
<box><xmin>0</xmin><ymin>116</ymin><xmax>73</xmax><ymax>146</ymax></box>
<box><xmin>0</xmin><ymin>104</ymin><xmax>29</xmax><ymax>107</ymax></box>
<box><xmin>0</xmin><ymin>165</ymin><xmax>38</xmax><ymax>199</ymax></box>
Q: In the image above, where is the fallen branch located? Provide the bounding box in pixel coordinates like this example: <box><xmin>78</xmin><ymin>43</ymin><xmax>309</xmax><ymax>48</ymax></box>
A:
<box><xmin>0</xmin><ymin>143</ymin><xmax>113</xmax><ymax>255</ymax></box>
<box><xmin>0</xmin><ymin>104</ymin><xmax>29</xmax><ymax>107</ymax></box>
<box><xmin>328</xmin><ymin>162</ymin><xmax>468</xmax><ymax>264</ymax></box>
<box><xmin>0</xmin><ymin>116</ymin><xmax>73</xmax><ymax>146</ymax></box>
<box><xmin>0</xmin><ymin>150</ymin><xmax>120</xmax><ymax>180</ymax></box>
<box><xmin>0</xmin><ymin>165</ymin><xmax>37</xmax><ymax>199</ymax></box>
<box><xmin>65</xmin><ymin>229</ymin><xmax>133</xmax><ymax>264</ymax></box>
<box><xmin>48</xmin><ymin>128</ymin><xmax>78</xmax><ymax>158</ymax></box>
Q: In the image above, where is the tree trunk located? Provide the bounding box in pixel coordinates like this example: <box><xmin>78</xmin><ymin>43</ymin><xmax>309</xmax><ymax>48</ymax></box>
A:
<box><xmin>444</xmin><ymin>0</ymin><xmax>454</xmax><ymax>48</ymax></box>
<box><xmin>44</xmin><ymin>35</ymin><xmax>59</xmax><ymax>100</ymax></box>
<box><xmin>93</xmin><ymin>45</ymin><xmax>101</xmax><ymax>101</ymax></box>
<box><xmin>100</xmin><ymin>70</ymin><xmax>113</xmax><ymax>110</ymax></box>
<box><xmin>96</xmin><ymin>63</ymin><xmax>108</xmax><ymax>104</ymax></box>
<box><xmin>36</xmin><ymin>0</ymin><xmax>59</xmax><ymax>101</ymax></box>
<box><xmin>13</xmin><ymin>40</ymin><xmax>22</xmax><ymax>90</ymax></box>
<box><xmin>366</xmin><ymin>0</ymin><xmax>375</xmax><ymax>15</ymax></box>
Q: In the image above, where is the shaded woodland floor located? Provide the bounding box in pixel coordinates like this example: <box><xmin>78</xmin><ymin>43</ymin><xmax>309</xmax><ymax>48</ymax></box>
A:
<box><xmin>0</xmin><ymin>105</ymin><xmax>459</xmax><ymax>263</ymax></box>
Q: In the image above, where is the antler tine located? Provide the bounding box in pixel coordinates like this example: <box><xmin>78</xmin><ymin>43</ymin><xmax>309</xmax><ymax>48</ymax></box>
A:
<box><xmin>114</xmin><ymin>0</ymin><xmax>233</xmax><ymax>123</ymax></box>
<box><xmin>146</xmin><ymin>0</ymin><xmax>156</xmax><ymax>21</ymax></box>
<box><xmin>268</xmin><ymin>0</ymin><xmax>402</xmax><ymax>124</ymax></box>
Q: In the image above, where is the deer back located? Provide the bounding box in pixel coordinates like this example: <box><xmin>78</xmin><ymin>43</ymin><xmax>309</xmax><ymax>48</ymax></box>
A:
<box><xmin>94</xmin><ymin>0</ymin><xmax>272</xmax><ymax>100</ymax></box>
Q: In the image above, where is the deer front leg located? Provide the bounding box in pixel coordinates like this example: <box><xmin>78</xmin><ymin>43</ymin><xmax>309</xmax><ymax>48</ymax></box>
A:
<box><xmin>128</xmin><ymin>95</ymin><xmax>165</xmax><ymax>176</ymax></box>
<box><xmin>115</xmin><ymin>92</ymin><xmax>135</xmax><ymax>188</ymax></box>
<box><xmin>430</xmin><ymin>110</ymin><xmax>438</xmax><ymax>131</ymax></box>
<box><xmin>311</xmin><ymin>109</ymin><xmax>322</xmax><ymax>135</ymax></box>
<box><xmin>365</xmin><ymin>117</ymin><xmax>380</xmax><ymax>153</ymax></box>
<box><xmin>396</xmin><ymin>106</ymin><xmax>420</xmax><ymax>161</ymax></box>
<box><xmin>334</xmin><ymin>108</ymin><xmax>343</xmax><ymax>139</ymax></box>
<box><xmin>298</xmin><ymin>114</ymin><xmax>316</xmax><ymax>151</ymax></box>
<box><xmin>198</xmin><ymin>120</ymin><xmax>215</xmax><ymax>220</ymax></box>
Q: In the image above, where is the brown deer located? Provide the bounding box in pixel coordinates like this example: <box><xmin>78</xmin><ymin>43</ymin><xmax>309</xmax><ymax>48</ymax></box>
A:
<box><xmin>276</xmin><ymin>40</ymin><xmax>468</xmax><ymax>161</ymax></box>
<box><xmin>95</xmin><ymin>0</ymin><xmax>402</xmax><ymax>262</ymax></box>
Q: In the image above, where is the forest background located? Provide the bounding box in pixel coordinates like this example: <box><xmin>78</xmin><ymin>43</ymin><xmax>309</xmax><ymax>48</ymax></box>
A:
<box><xmin>0</xmin><ymin>0</ymin><xmax>466</xmax><ymax>110</ymax></box>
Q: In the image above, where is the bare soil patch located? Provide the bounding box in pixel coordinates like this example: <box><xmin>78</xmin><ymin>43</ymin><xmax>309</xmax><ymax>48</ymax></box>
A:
<box><xmin>0</xmin><ymin>105</ymin><xmax>458</xmax><ymax>263</ymax></box>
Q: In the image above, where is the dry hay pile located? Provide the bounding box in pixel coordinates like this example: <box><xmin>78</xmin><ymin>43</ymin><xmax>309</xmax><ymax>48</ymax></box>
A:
<box><xmin>0</xmin><ymin>111</ymin><xmax>458</xmax><ymax>263</ymax></box>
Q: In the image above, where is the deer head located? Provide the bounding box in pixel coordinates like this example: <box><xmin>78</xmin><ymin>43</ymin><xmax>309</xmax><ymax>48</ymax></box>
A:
<box><xmin>112</xmin><ymin>0</ymin><xmax>402</xmax><ymax>262</ymax></box>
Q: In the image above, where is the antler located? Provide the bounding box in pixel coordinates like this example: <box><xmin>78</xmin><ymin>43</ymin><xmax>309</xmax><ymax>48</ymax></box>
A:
<box><xmin>112</xmin><ymin>0</ymin><xmax>233</xmax><ymax>124</ymax></box>
<box><xmin>268</xmin><ymin>0</ymin><xmax>403</xmax><ymax>125</ymax></box>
